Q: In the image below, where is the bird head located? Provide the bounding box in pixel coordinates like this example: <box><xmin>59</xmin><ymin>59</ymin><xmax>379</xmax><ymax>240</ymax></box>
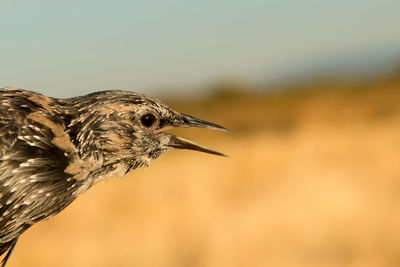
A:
<box><xmin>67</xmin><ymin>90</ymin><xmax>227</xmax><ymax>173</ymax></box>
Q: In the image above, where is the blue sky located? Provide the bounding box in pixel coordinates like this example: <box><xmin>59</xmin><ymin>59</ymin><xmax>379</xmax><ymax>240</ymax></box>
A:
<box><xmin>1</xmin><ymin>0</ymin><xmax>400</xmax><ymax>97</ymax></box>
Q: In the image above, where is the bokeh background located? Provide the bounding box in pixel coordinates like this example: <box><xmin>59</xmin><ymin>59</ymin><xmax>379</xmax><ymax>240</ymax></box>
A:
<box><xmin>2</xmin><ymin>1</ymin><xmax>400</xmax><ymax>266</ymax></box>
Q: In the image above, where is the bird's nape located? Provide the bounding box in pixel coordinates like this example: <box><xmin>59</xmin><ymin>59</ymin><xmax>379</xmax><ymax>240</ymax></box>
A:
<box><xmin>0</xmin><ymin>88</ymin><xmax>228</xmax><ymax>266</ymax></box>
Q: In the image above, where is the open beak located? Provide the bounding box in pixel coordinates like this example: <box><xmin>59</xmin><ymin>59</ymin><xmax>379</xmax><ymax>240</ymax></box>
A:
<box><xmin>165</xmin><ymin>113</ymin><xmax>228</xmax><ymax>157</ymax></box>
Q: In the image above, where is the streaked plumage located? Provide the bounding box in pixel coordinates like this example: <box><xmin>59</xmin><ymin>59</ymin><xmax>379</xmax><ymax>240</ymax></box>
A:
<box><xmin>0</xmin><ymin>88</ymin><xmax>226</xmax><ymax>266</ymax></box>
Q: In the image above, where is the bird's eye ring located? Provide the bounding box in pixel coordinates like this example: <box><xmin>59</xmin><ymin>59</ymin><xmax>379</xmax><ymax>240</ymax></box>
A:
<box><xmin>140</xmin><ymin>113</ymin><xmax>157</xmax><ymax>128</ymax></box>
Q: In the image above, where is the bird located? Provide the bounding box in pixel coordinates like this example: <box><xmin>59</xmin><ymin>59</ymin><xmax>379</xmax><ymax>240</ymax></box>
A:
<box><xmin>0</xmin><ymin>88</ymin><xmax>227</xmax><ymax>266</ymax></box>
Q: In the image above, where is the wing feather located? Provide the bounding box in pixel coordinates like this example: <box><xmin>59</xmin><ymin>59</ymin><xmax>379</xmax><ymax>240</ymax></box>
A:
<box><xmin>0</xmin><ymin>89</ymin><xmax>79</xmax><ymax>247</ymax></box>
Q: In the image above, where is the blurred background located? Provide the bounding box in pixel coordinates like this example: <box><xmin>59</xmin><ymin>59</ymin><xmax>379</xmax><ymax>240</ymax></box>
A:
<box><xmin>2</xmin><ymin>1</ymin><xmax>400</xmax><ymax>266</ymax></box>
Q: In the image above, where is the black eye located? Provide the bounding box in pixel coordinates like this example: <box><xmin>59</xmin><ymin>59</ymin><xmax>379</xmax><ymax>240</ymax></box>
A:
<box><xmin>140</xmin><ymin>113</ymin><xmax>157</xmax><ymax>128</ymax></box>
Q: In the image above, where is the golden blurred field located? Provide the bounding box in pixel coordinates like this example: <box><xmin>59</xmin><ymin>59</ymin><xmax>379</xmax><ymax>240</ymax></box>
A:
<box><xmin>9</xmin><ymin>74</ymin><xmax>400</xmax><ymax>267</ymax></box>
